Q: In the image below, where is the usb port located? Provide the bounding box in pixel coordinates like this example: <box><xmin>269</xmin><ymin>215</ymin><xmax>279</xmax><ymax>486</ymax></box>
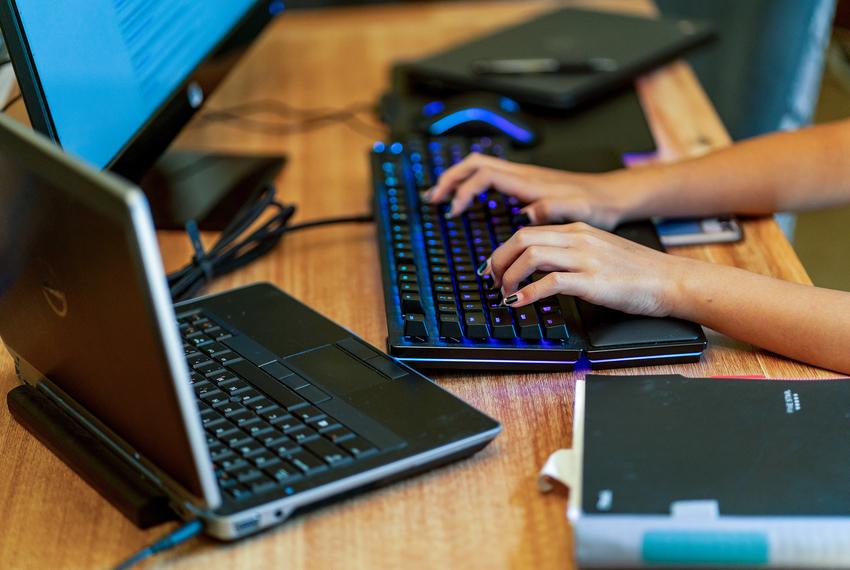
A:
<box><xmin>234</xmin><ymin>516</ymin><xmax>260</xmax><ymax>534</ymax></box>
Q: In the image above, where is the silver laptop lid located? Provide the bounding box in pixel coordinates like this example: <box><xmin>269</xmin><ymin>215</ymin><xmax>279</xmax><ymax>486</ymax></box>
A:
<box><xmin>0</xmin><ymin>114</ymin><xmax>220</xmax><ymax>509</ymax></box>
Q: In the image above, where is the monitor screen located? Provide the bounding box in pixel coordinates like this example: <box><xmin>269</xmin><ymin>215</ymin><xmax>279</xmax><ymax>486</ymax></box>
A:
<box><xmin>12</xmin><ymin>0</ymin><xmax>256</xmax><ymax>168</ymax></box>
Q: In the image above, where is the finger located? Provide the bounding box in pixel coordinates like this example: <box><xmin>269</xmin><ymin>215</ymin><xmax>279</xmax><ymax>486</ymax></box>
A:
<box><xmin>504</xmin><ymin>272</ymin><xmax>589</xmax><ymax>308</ymax></box>
<box><xmin>447</xmin><ymin>165</ymin><xmax>526</xmax><ymax>217</ymax></box>
<box><xmin>476</xmin><ymin>257</ymin><xmax>491</xmax><ymax>277</ymax></box>
<box><xmin>426</xmin><ymin>153</ymin><xmax>494</xmax><ymax>203</ymax></box>
<box><xmin>523</xmin><ymin>198</ymin><xmax>595</xmax><ymax>225</ymax></box>
<box><xmin>489</xmin><ymin>227</ymin><xmax>577</xmax><ymax>287</ymax></box>
<box><xmin>499</xmin><ymin>246</ymin><xmax>583</xmax><ymax>296</ymax></box>
<box><xmin>486</xmin><ymin>222</ymin><xmax>596</xmax><ymax>283</ymax></box>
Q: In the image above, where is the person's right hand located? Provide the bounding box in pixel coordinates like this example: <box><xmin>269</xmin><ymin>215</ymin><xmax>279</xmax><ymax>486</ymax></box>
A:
<box><xmin>483</xmin><ymin>222</ymin><xmax>694</xmax><ymax>318</ymax></box>
<box><xmin>425</xmin><ymin>153</ymin><xmax>634</xmax><ymax>230</ymax></box>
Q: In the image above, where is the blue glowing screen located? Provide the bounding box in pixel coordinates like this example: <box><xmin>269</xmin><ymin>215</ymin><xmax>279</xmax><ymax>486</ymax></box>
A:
<box><xmin>15</xmin><ymin>0</ymin><xmax>257</xmax><ymax>168</ymax></box>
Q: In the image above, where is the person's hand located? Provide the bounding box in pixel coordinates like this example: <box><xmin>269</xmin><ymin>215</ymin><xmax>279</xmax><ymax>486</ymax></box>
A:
<box><xmin>483</xmin><ymin>222</ymin><xmax>693</xmax><ymax>318</ymax></box>
<box><xmin>425</xmin><ymin>153</ymin><xmax>632</xmax><ymax>230</ymax></box>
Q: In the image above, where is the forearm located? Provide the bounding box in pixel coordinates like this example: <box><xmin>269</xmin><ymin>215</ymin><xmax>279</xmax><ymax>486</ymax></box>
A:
<box><xmin>670</xmin><ymin>260</ymin><xmax>850</xmax><ymax>375</ymax></box>
<box><xmin>609</xmin><ymin>118</ymin><xmax>850</xmax><ymax>221</ymax></box>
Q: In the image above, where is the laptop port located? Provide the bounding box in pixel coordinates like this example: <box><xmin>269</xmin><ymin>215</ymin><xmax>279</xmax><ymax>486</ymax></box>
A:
<box><xmin>234</xmin><ymin>515</ymin><xmax>260</xmax><ymax>535</ymax></box>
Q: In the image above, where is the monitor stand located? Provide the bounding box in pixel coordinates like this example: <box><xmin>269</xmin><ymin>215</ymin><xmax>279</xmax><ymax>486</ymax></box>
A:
<box><xmin>139</xmin><ymin>150</ymin><xmax>287</xmax><ymax>231</ymax></box>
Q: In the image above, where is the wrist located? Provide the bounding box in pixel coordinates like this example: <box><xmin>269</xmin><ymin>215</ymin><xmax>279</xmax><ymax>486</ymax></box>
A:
<box><xmin>580</xmin><ymin>172</ymin><xmax>631</xmax><ymax>229</ymax></box>
<box><xmin>662</xmin><ymin>255</ymin><xmax>738</xmax><ymax>323</ymax></box>
<box><xmin>598</xmin><ymin>164</ymin><xmax>672</xmax><ymax>225</ymax></box>
<box><xmin>660</xmin><ymin>255</ymin><xmax>705</xmax><ymax>319</ymax></box>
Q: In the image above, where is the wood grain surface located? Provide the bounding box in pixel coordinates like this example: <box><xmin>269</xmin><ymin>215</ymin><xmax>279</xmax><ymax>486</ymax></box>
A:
<box><xmin>0</xmin><ymin>2</ymin><xmax>838</xmax><ymax>569</ymax></box>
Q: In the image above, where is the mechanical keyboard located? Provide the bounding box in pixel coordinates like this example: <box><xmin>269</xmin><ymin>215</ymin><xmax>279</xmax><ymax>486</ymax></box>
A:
<box><xmin>371</xmin><ymin>136</ymin><xmax>707</xmax><ymax>371</ymax></box>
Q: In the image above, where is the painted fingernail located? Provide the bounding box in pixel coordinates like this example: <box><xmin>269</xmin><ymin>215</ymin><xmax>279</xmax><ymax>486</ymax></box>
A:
<box><xmin>503</xmin><ymin>294</ymin><xmax>519</xmax><ymax>306</ymax></box>
<box><xmin>514</xmin><ymin>212</ymin><xmax>531</xmax><ymax>226</ymax></box>
<box><xmin>476</xmin><ymin>260</ymin><xmax>489</xmax><ymax>276</ymax></box>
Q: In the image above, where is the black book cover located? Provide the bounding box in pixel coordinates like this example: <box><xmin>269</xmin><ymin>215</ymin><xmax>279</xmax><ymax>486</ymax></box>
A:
<box><xmin>582</xmin><ymin>374</ymin><xmax>850</xmax><ymax>517</ymax></box>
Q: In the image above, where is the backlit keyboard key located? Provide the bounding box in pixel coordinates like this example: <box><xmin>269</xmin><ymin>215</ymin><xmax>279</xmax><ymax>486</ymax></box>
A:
<box><xmin>403</xmin><ymin>314</ymin><xmax>428</xmax><ymax>337</ymax></box>
<box><xmin>464</xmin><ymin>312</ymin><xmax>489</xmax><ymax>338</ymax></box>
<box><xmin>401</xmin><ymin>293</ymin><xmax>423</xmax><ymax>313</ymax></box>
<box><xmin>490</xmin><ymin>308</ymin><xmax>516</xmax><ymax>339</ymax></box>
<box><xmin>516</xmin><ymin>306</ymin><xmax>542</xmax><ymax>340</ymax></box>
<box><xmin>439</xmin><ymin>313</ymin><xmax>463</xmax><ymax>339</ymax></box>
<box><xmin>543</xmin><ymin>314</ymin><xmax>570</xmax><ymax>340</ymax></box>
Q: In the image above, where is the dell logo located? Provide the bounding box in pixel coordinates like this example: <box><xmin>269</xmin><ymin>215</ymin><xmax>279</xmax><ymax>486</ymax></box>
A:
<box><xmin>38</xmin><ymin>259</ymin><xmax>68</xmax><ymax>318</ymax></box>
<box><xmin>187</xmin><ymin>82</ymin><xmax>204</xmax><ymax>109</ymax></box>
<box><xmin>42</xmin><ymin>284</ymin><xmax>68</xmax><ymax>318</ymax></box>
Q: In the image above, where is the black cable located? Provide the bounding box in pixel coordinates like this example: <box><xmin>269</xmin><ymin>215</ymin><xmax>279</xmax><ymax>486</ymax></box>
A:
<box><xmin>196</xmin><ymin>110</ymin><xmax>386</xmax><ymax>138</ymax></box>
<box><xmin>284</xmin><ymin>212</ymin><xmax>374</xmax><ymax>232</ymax></box>
<box><xmin>200</xmin><ymin>98</ymin><xmax>374</xmax><ymax>120</ymax></box>
<box><xmin>167</xmin><ymin>184</ymin><xmax>374</xmax><ymax>302</ymax></box>
<box><xmin>200</xmin><ymin>111</ymin><xmax>386</xmax><ymax>139</ymax></box>
<box><xmin>192</xmin><ymin>99</ymin><xmax>387</xmax><ymax>139</ymax></box>
<box><xmin>1</xmin><ymin>93</ymin><xmax>22</xmax><ymax>113</ymax></box>
<box><xmin>112</xmin><ymin>519</ymin><xmax>204</xmax><ymax>570</ymax></box>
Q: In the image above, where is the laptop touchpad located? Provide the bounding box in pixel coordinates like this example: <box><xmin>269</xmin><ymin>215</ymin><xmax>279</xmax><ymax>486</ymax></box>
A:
<box><xmin>284</xmin><ymin>345</ymin><xmax>387</xmax><ymax>396</ymax></box>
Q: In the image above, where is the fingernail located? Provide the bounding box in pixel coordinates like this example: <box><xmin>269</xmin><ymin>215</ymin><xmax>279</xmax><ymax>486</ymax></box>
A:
<box><xmin>514</xmin><ymin>212</ymin><xmax>531</xmax><ymax>226</ymax></box>
<box><xmin>503</xmin><ymin>294</ymin><xmax>518</xmax><ymax>306</ymax></box>
<box><xmin>444</xmin><ymin>210</ymin><xmax>454</xmax><ymax>219</ymax></box>
<box><xmin>476</xmin><ymin>260</ymin><xmax>488</xmax><ymax>276</ymax></box>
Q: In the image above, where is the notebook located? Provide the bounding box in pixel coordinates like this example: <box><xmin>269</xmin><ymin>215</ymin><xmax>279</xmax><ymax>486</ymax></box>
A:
<box><xmin>407</xmin><ymin>8</ymin><xmax>715</xmax><ymax>110</ymax></box>
<box><xmin>540</xmin><ymin>374</ymin><xmax>850</xmax><ymax>568</ymax></box>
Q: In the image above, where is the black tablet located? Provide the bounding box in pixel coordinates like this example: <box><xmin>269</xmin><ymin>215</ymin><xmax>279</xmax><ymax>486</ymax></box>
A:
<box><xmin>407</xmin><ymin>8</ymin><xmax>715</xmax><ymax>110</ymax></box>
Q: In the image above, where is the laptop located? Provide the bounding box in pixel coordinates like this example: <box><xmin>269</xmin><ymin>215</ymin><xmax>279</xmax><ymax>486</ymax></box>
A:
<box><xmin>407</xmin><ymin>8</ymin><xmax>714</xmax><ymax>110</ymax></box>
<box><xmin>0</xmin><ymin>114</ymin><xmax>501</xmax><ymax>539</ymax></box>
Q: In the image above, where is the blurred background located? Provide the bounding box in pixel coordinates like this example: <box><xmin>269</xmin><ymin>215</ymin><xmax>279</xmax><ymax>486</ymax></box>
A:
<box><xmin>286</xmin><ymin>0</ymin><xmax>850</xmax><ymax>293</ymax></box>
<box><xmin>797</xmin><ymin>2</ymin><xmax>850</xmax><ymax>293</ymax></box>
<box><xmin>4</xmin><ymin>0</ymin><xmax>850</xmax><ymax>290</ymax></box>
<box><xmin>655</xmin><ymin>0</ymin><xmax>850</xmax><ymax>294</ymax></box>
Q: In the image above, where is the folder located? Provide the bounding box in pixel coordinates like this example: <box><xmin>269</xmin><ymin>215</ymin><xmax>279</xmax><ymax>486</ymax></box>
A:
<box><xmin>541</xmin><ymin>374</ymin><xmax>850</xmax><ymax>568</ymax></box>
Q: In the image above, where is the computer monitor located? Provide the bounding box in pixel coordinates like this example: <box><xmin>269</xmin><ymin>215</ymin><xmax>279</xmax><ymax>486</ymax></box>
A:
<box><xmin>0</xmin><ymin>0</ymin><xmax>286</xmax><ymax>229</ymax></box>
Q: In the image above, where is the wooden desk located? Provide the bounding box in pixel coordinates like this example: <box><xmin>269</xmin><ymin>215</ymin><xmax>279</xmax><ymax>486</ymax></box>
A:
<box><xmin>0</xmin><ymin>2</ymin><xmax>836</xmax><ymax>569</ymax></box>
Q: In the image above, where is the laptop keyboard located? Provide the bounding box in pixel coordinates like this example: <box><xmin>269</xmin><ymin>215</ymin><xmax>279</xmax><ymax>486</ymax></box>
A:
<box><xmin>178</xmin><ymin>310</ymin><xmax>381</xmax><ymax>502</ymax></box>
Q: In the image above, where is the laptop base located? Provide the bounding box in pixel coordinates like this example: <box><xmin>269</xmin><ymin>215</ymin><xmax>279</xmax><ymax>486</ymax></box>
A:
<box><xmin>7</xmin><ymin>383</ymin><xmax>177</xmax><ymax>529</ymax></box>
